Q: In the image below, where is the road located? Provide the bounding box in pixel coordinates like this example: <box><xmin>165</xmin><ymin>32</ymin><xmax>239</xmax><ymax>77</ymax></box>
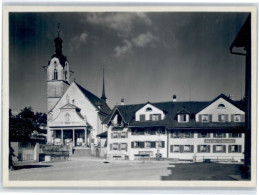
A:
<box><xmin>9</xmin><ymin>157</ymin><xmax>173</xmax><ymax>181</ymax></box>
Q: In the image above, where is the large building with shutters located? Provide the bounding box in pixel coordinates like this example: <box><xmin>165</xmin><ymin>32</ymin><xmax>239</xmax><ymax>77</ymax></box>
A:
<box><xmin>103</xmin><ymin>94</ymin><xmax>245</xmax><ymax>161</ymax></box>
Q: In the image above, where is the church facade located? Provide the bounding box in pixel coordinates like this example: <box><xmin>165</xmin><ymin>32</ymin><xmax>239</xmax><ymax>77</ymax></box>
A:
<box><xmin>45</xmin><ymin>31</ymin><xmax>110</xmax><ymax>148</ymax></box>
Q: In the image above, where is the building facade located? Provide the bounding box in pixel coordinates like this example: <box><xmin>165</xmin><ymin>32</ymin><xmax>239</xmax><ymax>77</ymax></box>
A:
<box><xmin>103</xmin><ymin>94</ymin><xmax>245</xmax><ymax>162</ymax></box>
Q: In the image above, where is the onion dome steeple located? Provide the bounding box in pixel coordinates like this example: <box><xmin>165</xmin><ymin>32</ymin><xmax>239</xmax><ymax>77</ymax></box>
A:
<box><xmin>54</xmin><ymin>23</ymin><xmax>63</xmax><ymax>55</ymax></box>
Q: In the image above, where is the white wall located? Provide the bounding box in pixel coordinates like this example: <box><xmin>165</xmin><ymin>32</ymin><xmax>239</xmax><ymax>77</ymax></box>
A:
<box><xmin>135</xmin><ymin>103</ymin><xmax>165</xmax><ymax>121</ymax></box>
<box><xmin>195</xmin><ymin>98</ymin><xmax>245</xmax><ymax>122</ymax></box>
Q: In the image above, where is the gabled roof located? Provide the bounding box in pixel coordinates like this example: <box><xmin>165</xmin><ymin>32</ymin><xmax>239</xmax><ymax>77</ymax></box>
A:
<box><xmin>103</xmin><ymin>94</ymin><xmax>245</xmax><ymax>130</ymax></box>
<box><xmin>75</xmin><ymin>82</ymin><xmax>111</xmax><ymax>115</ymax></box>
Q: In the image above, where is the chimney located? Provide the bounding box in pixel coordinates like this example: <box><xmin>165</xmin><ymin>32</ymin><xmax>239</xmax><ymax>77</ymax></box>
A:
<box><xmin>121</xmin><ymin>98</ymin><xmax>125</xmax><ymax>105</ymax></box>
<box><xmin>173</xmin><ymin>95</ymin><xmax>177</xmax><ymax>102</ymax></box>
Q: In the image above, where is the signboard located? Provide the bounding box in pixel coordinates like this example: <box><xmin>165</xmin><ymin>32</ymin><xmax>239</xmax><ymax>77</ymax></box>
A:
<box><xmin>204</xmin><ymin>139</ymin><xmax>235</xmax><ymax>143</ymax></box>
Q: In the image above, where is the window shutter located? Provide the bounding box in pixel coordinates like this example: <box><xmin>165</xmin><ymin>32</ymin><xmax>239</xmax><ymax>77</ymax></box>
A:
<box><xmin>207</xmin><ymin>133</ymin><xmax>211</xmax><ymax>138</ymax></box>
<box><xmin>223</xmin><ymin>133</ymin><xmax>226</xmax><ymax>138</ymax></box>
<box><xmin>180</xmin><ymin>132</ymin><xmax>184</xmax><ymax>138</ymax></box>
<box><xmin>125</xmin><ymin>144</ymin><xmax>127</xmax><ymax>152</ymax></box>
<box><xmin>118</xmin><ymin>133</ymin><xmax>121</xmax><ymax>139</ymax></box>
<box><xmin>213</xmin><ymin>145</ymin><xmax>216</xmax><ymax>153</ymax></box>
<box><xmin>111</xmin><ymin>133</ymin><xmax>113</xmax><ymax>139</ymax></box>
<box><xmin>229</xmin><ymin>133</ymin><xmax>232</xmax><ymax>138</ymax></box>
<box><xmin>231</xmin><ymin>114</ymin><xmax>234</xmax><ymax>122</ymax></box>
<box><xmin>223</xmin><ymin>145</ymin><xmax>226</xmax><ymax>153</ymax></box>
<box><xmin>190</xmin><ymin>132</ymin><xmax>194</xmax><ymax>138</ymax></box>
<box><xmin>180</xmin><ymin>145</ymin><xmax>184</xmax><ymax>153</ymax></box>
<box><xmin>118</xmin><ymin>143</ymin><xmax>121</xmax><ymax>151</ymax></box>
<box><xmin>191</xmin><ymin>145</ymin><xmax>194</xmax><ymax>153</ymax></box>
<box><xmin>171</xmin><ymin>132</ymin><xmax>174</xmax><ymax>138</ymax></box>
<box><xmin>150</xmin><ymin>141</ymin><xmax>155</xmax><ymax>148</ymax></box>
<box><xmin>131</xmin><ymin>142</ymin><xmax>134</xmax><ymax>148</ymax></box>
<box><xmin>140</xmin><ymin>142</ymin><xmax>144</xmax><ymax>148</ymax></box>
<box><xmin>110</xmin><ymin>144</ymin><xmax>112</xmax><ymax>150</ymax></box>
<box><xmin>208</xmin><ymin>145</ymin><xmax>211</xmax><ymax>153</ymax></box>
<box><xmin>170</xmin><ymin>145</ymin><xmax>173</xmax><ymax>153</ymax></box>
<box><xmin>238</xmin><ymin>145</ymin><xmax>242</xmax><ymax>153</ymax></box>
<box><xmin>225</xmin><ymin>114</ymin><xmax>229</xmax><ymax>122</ymax></box>
<box><xmin>198</xmin><ymin>145</ymin><xmax>201</xmax><ymax>153</ymax></box>
<box><xmin>126</xmin><ymin>132</ymin><xmax>128</xmax><ymax>138</ymax></box>
<box><xmin>209</xmin><ymin>114</ymin><xmax>212</xmax><ymax>122</ymax></box>
<box><xmin>228</xmin><ymin>145</ymin><xmax>232</xmax><ymax>153</ymax></box>
<box><xmin>241</xmin><ymin>114</ymin><xmax>245</xmax><ymax>122</ymax></box>
<box><xmin>198</xmin><ymin>133</ymin><xmax>201</xmax><ymax>138</ymax></box>
<box><xmin>213</xmin><ymin>133</ymin><xmax>216</xmax><ymax>138</ymax></box>
<box><xmin>162</xmin><ymin>141</ymin><xmax>165</xmax><ymax>148</ymax></box>
<box><xmin>198</xmin><ymin>115</ymin><xmax>201</xmax><ymax>122</ymax></box>
<box><xmin>150</xmin><ymin>114</ymin><xmax>152</xmax><ymax>121</ymax></box>
<box><xmin>218</xmin><ymin>115</ymin><xmax>220</xmax><ymax>121</ymax></box>
<box><xmin>158</xmin><ymin>114</ymin><xmax>161</xmax><ymax>120</ymax></box>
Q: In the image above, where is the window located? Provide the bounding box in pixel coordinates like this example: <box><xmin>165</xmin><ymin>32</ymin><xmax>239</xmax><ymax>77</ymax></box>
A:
<box><xmin>183</xmin><ymin>145</ymin><xmax>193</xmax><ymax>153</ymax></box>
<box><xmin>218</xmin><ymin>104</ymin><xmax>226</xmax><ymax>109</ymax></box>
<box><xmin>183</xmin><ymin>132</ymin><xmax>193</xmax><ymax>138</ymax></box>
<box><xmin>171</xmin><ymin>131</ymin><xmax>182</xmax><ymax>138</ymax></box>
<box><xmin>139</xmin><ymin>114</ymin><xmax>145</xmax><ymax>121</ymax></box>
<box><xmin>172</xmin><ymin>145</ymin><xmax>180</xmax><ymax>153</ymax></box>
<box><xmin>156</xmin><ymin>141</ymin><xmax>165</xmax><ymax>148</ymax></box>
<box><xmin>198</xmin><ymin>133</ymin><xmax>210</xmax><ymax>138</ymax></box>
<box><xmin>112</xmin><ymin>143</ymin><xmax>119</xmax><ymax>150</ymax></box>
<box><xmin>213</xmin><ymin>145</ymin><xmax>226</xmax><ymax>153</ymax></box>
<box><xmin>178</xmin><ymin>114</ymin><xmax>188</xmax><ymax>122</ymax></box>
<box><xmin>213</xmin><ymin>133</ymin><xmax>226</xmax><ymax>138</ymax></box>
<box><xmin>229</xmin><ymin>133</ymin><xmax>242</xmax><ymax>138</ymax></box>
<box><xmin>198</xmin><ymin>145</ymin><xmax>210</xmax><ymax>153</ymax></box>
<box><xmin>54</xmin><ymin>69</ymin><xmax>58</xmax><ymax>80</ymax></box>
<box><xmin>112</xmin><ymin>133</ymin><xmax>119</xmax><ymax>138</ymax></box>
<box><xmin>145</xmin><ymin>142</ymin><xmax>151</xmax><ymax>148</ymax></box>
<box><xmin>229</xmin><ymin>145</ymin><xmax>242</xmax><ymax>153</ymax></box>
<box><xmin>218</xmin><ymin>114</ymin><xmax>227</xmax><ymax>122</ymax></box>
<box><xmin>152</xmin><ymin>114</ymin><xmax>161</xmax><ymax>121</ymax></box>
<box><xmin>120</xmin><ymin>132</ymin><xmax>127</xmax><ymax>138</ymax></box>
<box><xmin>234</xmin><ymin>114</ymin><xmax>241</xmax><ymax>122</ymax></box>
<box><xmin>146</xmin><ymin>107</ymin><xmax>152</xmax><ymax>112</ymax></box>
<box><xmin>201</xmin><ymin>114</ymin><xmax>209</xmax><ymax>122</ymax></box>
<box><xmin>120</xmin><ymin>143</ymin><xmax>127</xmax><ymax>150</ymax></box>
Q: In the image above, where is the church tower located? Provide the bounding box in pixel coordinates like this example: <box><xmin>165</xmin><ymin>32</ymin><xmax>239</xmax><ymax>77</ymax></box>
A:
<box><xmin>46</xmin><ymin>26</ymin><xmax>70</xmax><ymax>112</ymax></box>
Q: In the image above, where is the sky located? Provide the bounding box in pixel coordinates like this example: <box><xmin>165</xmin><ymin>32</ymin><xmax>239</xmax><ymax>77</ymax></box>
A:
<box><xmin>9</xmin><ymin>12</ymin><xmax>250</xmax><ymax>114</ymax></box>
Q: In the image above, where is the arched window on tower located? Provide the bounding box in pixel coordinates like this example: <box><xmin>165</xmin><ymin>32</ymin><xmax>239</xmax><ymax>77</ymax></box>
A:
<box><xmin>65</xmin><ymin>70</ymin><xmax>67</xmax><ymax>81</ymax></box>
<box><xmin>54</xmin><ymin>69</ymin><xmax>58</xmax><ymax>80</ymax></box>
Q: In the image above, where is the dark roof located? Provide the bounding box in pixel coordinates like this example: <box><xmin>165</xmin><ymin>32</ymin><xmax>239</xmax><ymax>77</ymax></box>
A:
<box><xmin>75</xmin><ymin>82</ymin><xmax>111</xmax><ymax>116</ymax></box>
<box><xmin>96</xmin><ymin>131</ymin><xmax>107</xmax><ymax>138</ymax></box>
<box><xmin>103</xmin><ymin>94</ymin><xmax>245</xmax><ymax>129</ymax></box>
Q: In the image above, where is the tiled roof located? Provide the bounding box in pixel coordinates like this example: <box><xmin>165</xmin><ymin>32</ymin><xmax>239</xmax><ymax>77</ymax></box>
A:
<box><xmin>103</xmin><ymin>94</ymin><xmax>245</xmax><ymax>130</ymax></box>
<box><xmin>75</xmin><ymin>82</ymin><xmax>111</xmax><ymax>116</ymax></box>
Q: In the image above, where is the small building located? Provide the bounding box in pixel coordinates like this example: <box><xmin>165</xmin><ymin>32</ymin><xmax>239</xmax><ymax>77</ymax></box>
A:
<box><xmin>103</xmin><ymin>94</ymin><xmax>245</xmax><ymax>162</ymax></box>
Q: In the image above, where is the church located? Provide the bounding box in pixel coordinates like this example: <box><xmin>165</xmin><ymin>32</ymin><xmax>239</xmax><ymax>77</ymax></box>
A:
<box><xmin>45</xmin><ymin>30</ymin><xmax>111</xmax><ymax>150</ymax></box>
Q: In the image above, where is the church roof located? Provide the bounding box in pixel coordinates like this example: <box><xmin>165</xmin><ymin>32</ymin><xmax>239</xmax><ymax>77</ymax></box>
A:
<box><xmin>75</xmin><ymin>82</ymin><xmax>111</xmax><ymax>115</ymax></box>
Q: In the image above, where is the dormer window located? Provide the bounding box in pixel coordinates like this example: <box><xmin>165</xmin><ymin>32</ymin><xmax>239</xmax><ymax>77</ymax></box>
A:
<box><xmin>151</xmin><ymin>114</ymin><xmax>161</xmax><ymax>121</ymax></box>
<box><xmin>217</xmin><ymin>104</ymin><xmax>225</xmax><ymax>109</ymax></box>
<box><xmin>54</xmin><ymin>69</ymin><xmax>58</xmax><ymax>80</ymax></box>
<box><xmin>146</xmin><ymin>107</ymin><xmax>152</xmax><ymax>112</ymax></box>
<box><xmin>234</xmin><ymin>114</ymin><xmax>241</xmax><ymax>122</ymax></box>
<box><xmin>178</xmin><ymin>114</ymin><xmax>189</xmax><ymax>123</ymax></box>
<box><xmin>218</xmin><ymin>114</ymin><xmax>227</xmax><ymax>122</ymax></box>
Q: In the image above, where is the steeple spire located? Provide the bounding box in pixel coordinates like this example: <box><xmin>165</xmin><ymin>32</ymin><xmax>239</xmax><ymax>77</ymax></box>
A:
<box><xmin>101</xmin><ymin>65</ymin><xmax>107</xmax><ymax>102</ymax></box>
<box><xmin>54</xmin><ymin>22</ymin><xmax>63</xmax><ymax>55</ymax></box>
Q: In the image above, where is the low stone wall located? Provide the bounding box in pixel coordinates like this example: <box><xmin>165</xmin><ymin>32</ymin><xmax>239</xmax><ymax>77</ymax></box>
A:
<box><xmin>40</xmin><ymin>144</ymin><xmax>72</xmax><ymax>162</ymax></box>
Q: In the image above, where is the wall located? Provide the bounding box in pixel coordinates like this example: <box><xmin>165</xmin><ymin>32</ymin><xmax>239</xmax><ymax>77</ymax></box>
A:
<box><xmin>135</xmin><ymin>103</ymin><xmax>165</xmax><ymax>121</ymax></box>
<box><xmin>168</xmin><ymin>132</ymin><xmax>244</xmax><ymax>162</ymax></box>
<box><xmin>196</xmin><ymin>98</ymin><xmax>245</xmax><ymax>122</ymax></box>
